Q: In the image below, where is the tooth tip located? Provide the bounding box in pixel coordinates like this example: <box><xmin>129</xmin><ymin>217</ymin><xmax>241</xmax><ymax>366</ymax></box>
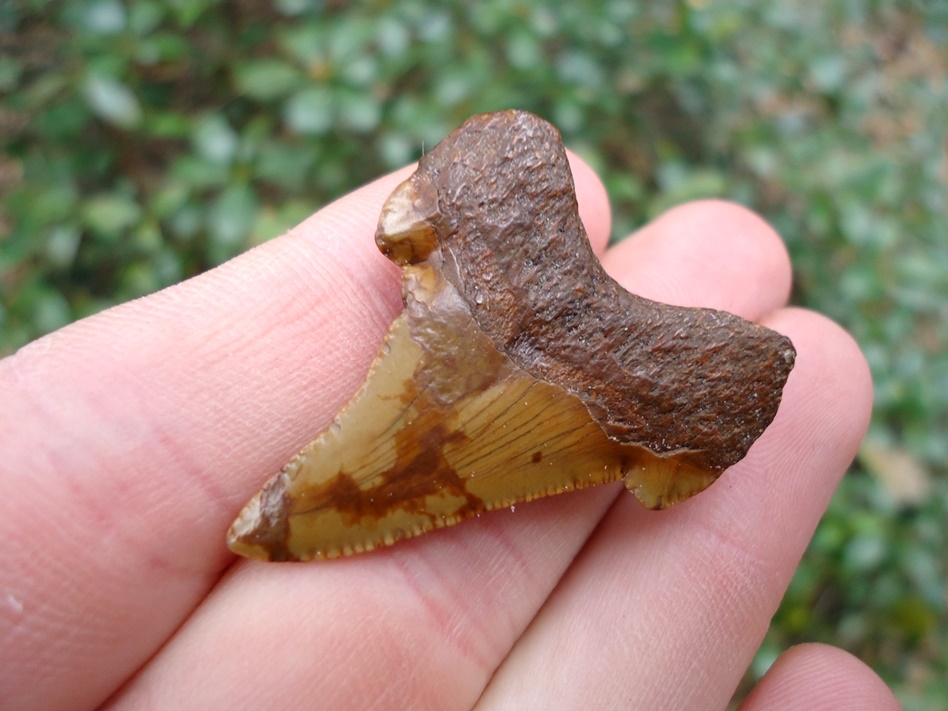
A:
<box><xmin>227</xmin><ymin>482</ymin><xmax>296</xmax><ymax>561</ymax></box>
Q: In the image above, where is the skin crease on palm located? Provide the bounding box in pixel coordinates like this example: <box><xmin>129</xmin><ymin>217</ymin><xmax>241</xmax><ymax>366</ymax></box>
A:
<box><xmin>0</xmin><ymin>151</ymin><xmax>900</xmax><ymax>710</ymax></box>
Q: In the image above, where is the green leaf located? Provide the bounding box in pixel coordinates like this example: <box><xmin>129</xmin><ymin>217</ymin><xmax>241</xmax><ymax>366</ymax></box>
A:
<box><xmin>128</xmin><ymin>0</ymin><xmax>164</xmax><ymax>35</ymax></box>
<box><xmin>336</xmin><ymin>91</ymin><xmax>381</xmax><ymax>133</ymax></box>
<box><xmin>207</xmin><ymin>183</ymin><xmax>259</xmax><ymax>255</ymax></box>
<box><xmin>374</xmin><ymin>16</ymin><xmax>410</xmax><ymax>57</ymax></box>
<box><xmin>505</xmin><ymin>30</ymin><xmax>542</xmax><ymax>70</ymax></box>
<box><xmin>149</xmin><ymin>182</ymin><xmax>190</xmax><ymax>219</ymax></box>
<box><xmin>81</xmin><ymin>193</ymin><xmax>142</xmax><ymax>239</ymax></box>
<box><xmin>134</xmin><ymin>32</ymin><xmax>191</xmax><ymax>65</ymax></box>
<box><xmin>234</xmin><ymin>59</ymin><xmax>303</xmax><ymax>101</ymax></box>
<box><xmin>147</xmin><ymin>110</ymin><xmax>192</xmax><ymax>139</ymax></box>
<box><xmin>170</xmin><ymin>155</ymin><xmax>230</xmax><ymax>190</ymax></box>
<box><xmin>63</xmin><ymin>0</ymin><xmax>126</xmax><ymax>34</ymax></box>
<box><xmin>275</xmin><ymin>0</ymin><xmax>325</xmax><ymax>16</ymax></box>
<box><xmin>0</xmin><ymin>56</ymin><xmax>21</xmax><ymax>92</ymax></box>
<box><xmin>283</xmin><ymin>87</ymin><xmax>334</xmax><ymax>135</ymax></box>
<box><xmin>280</xmin><ymin>24</ymin><xmax>327</xmax><ymax>68</ymax></box>
<box><xmin>255</xmin><ymin>142</ymin><xmax>316</xmax><ymax>190</ymax></box>
<box><xmin>192</xmin><ymin>113</ymin><xmax>239</xmax><ymax>164</ymax></box>
<box><xmin>167</xmin><ymin>203</ymin><xmax>203</xmax><ymax>241</ymax></box>
<box><xmin>83</xmin><ymin>73</ymin><xmax>143</xmax><ymax>129</ymax></box>
<box><xmin>32</xmin><ymin>287</ymin><xmax>72</xmax><ymax>336</ymax></box>
<box><xmin>164</xmin><ymin>0</ymin><xmax>215</xmax><ymax>28</ymax></box>
<box><xmin>809</xmin><ymin>55</ymin><xmax>848</xmax><ymax>93</ymax></box>
<box><xmin>43</xmin><ymin>226</ymin><xmax>81</xmax><ymax>268</ymax></box>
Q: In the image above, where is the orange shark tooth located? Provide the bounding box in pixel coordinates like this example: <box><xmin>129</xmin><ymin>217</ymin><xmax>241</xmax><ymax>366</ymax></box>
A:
<box><xmin>227</xmin><ymin>110</ymin><xmax>795</xmax><ymax>562</ymax></box>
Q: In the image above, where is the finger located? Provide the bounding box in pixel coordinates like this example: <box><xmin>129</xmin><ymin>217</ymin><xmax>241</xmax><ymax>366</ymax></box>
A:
<box><xmin>0</xmin><ymin>154</ymin><xmax>609</xmax><ymax>711</ymax></box>
<box><xmin>477</xmin><ymin>309</ymin><xmax>873</xmax><ymax>709</ymax></box>
<box><xmin>0</xmin><ymin>165</ymin><xmax>404</xmax><ymax>711</ymax></box>
<box><xmin>568</xmin><ymin>150</ymin><xmax>612</xmax><ymax>255</ymax></box>
<box><xmin>107</xmin><ymin>201</ymin><xmax>796</xmax><ymax>709</ymax></box>
<box><xmin>739</xmin><ymin>644</ymin><xmax>900</xmax><ymax>710</ymax></box>
<box><xmin>603</xmin><ymin>198</ymin><xmax>792</xmax><ymax>312</ymax></box>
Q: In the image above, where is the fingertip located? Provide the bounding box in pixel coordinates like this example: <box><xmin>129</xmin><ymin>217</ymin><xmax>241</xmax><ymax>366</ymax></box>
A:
<box><xmin>566</xmin><ymin>150</ymin><xmax>612</xmax><ymax>255</ymax></box>
<box><xmin>740</xmin><ymin>644</ymin><xmax>900</xmax><ymax>711</ymax></box>
<box><xmin>604</xmin><ymin>199</ymin><xmax>792</xmax><ymax>316</ymax></box>
<box><xmin>703</xmin><ymin>307</ymin><xmax>874</xmax><ymax>554</ymax></box>
<box><xmin>766</xmin><ymin>308</ymin><xmax>874</xmax><ymax>457</ymax></box>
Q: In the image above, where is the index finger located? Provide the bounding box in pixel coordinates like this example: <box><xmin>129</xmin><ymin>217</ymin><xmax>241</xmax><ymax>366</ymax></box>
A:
<box><xmin>0</xmin><ymin>154</ymin><xmax>609</xmax><ymax>710</ymax></box>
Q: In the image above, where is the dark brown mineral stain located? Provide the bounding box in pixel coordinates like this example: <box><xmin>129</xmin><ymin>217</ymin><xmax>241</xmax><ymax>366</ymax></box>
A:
<box><xmin>292</xmin><ymin>411</ymin><xmax>484</xmax><ymax>530</ymax></box>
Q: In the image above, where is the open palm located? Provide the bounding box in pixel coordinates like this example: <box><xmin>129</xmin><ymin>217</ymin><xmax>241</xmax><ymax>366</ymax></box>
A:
<box><xmin>1</xmin><ymin>157</ymin><xmax>897</xmax><ymax>710</ymax></box>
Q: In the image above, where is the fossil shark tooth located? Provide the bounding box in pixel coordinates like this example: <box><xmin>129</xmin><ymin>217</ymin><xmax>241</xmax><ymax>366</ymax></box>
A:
<box><xmin>227</xmin><ymin>110</ymin><xmax>796</xmax><ymax>562</ymax></box>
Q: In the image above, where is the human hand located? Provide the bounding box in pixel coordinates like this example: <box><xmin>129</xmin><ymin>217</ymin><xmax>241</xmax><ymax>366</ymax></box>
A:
<box><xmin>0</xmin><ymin>157</ymin><xmax>899</xmax><ymax>710</ymax></box>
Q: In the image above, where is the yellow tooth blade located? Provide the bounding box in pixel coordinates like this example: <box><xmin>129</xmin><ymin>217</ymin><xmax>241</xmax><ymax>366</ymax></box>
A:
<box><xmin>228</xmin><ymin>264</ymin><xmax>711</xmax><ymax>561</ymax></box>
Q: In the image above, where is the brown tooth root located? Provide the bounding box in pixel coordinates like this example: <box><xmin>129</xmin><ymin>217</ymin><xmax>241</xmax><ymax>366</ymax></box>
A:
<box><xmin>228</xmin><ymin>110</ymin><xmax>796</xmax><ymax>562</ymax></box>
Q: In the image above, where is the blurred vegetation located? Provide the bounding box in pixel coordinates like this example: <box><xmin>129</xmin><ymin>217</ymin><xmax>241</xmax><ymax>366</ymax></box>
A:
<box><xmin>1</xmin><ymin>0</ymin><xmax>945</xmax><ymax>706</ymax></box>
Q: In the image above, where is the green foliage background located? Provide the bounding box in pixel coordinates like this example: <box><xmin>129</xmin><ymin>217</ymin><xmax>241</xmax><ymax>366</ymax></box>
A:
<box><xmin>1</xmin><ymin>1</ymin><xmax>945</xmax><ymax>706</ymax></box>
